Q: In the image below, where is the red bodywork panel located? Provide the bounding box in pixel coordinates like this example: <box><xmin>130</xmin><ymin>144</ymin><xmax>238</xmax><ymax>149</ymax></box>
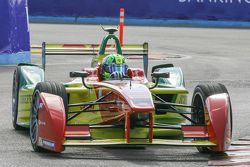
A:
<box><xmin>127</xmin><ymin>68</ymin><xmax>147</xmax><ymax>83</ymax></box>
<box><xmin>38</xmin><ymin>93</ymin><xmax>92</xmax><ymax>152</ymax></box>
<box><xmin>63</xmin><ymin>44</ymin><xmax>116</xmax><ymax>48</ymax></box>
<box><xmin>84</xmin><ymin>68</ymin><xmax>99</xmax><ymax>82</ymax></box>
<box><xmin>65</xmin><ymin>125</ymin><xmax>91</xmax><ymax>139</ymax></box>
<box><xmin>83</xmin><ymin>67</ymin><xmax>147</xmax><ymax>83</ymax></box>
<box><xmin>38</xmin><ymin>93</ymin><xmax>66</xmax><ymax>152</ymax></box>
<box><xmin>206</xmin><ymin>93</ymin><xmax>231</xmax><ymax>152</ymax></box>
<box><xmin>89</xmin><ymin>79</ymin><xmax>154</xmax><ymax>143</ymax></box>
<box><xmin>182</xmin><ymin>125</ymin><xmax>208</xmax><ymax>138</ymax></box>
<box><xmin>91</xmin><ymin>81</ymin><xmax>154</xmax><ymax>113</ymax></box>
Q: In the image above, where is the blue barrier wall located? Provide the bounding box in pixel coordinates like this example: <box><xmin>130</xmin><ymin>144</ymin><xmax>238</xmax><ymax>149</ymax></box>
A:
<box><xmin>0</xmin><ymin>0</ymin><xmax>30</xmax><ymax>64</ymax></box>
<box><xmin>28</xmin><ymin>0</ymin><xmax>250</xmax><ymax>22</ymax></box>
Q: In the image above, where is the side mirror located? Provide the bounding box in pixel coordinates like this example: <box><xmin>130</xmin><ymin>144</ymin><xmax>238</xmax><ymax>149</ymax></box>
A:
<box><xmin>70</xmin><ymin>71</ymin><xmax>88</xmax><ymax>78</ymax></box>
<box><xmin>149</xmin><ymin>72</ymin><xmax>170</xmax><ymax>89</ymax></box>
<box><xmin>151</xmin><ymin>72</ymin><xmax>170</xmax><ymax>79</ymax></box>
<box><xmin>151</xmin><ymin>64</ymin><xmax>174</xmax><ymax>73</ymax></box>
<box><xmin>70</xmin><ymin>71</ymin><xmax>92</xmax><ymax>89</ymax></box>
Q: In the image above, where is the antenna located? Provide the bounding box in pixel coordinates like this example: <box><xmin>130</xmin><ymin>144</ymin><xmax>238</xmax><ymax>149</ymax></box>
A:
<box><xmin>100</xmin><ymin>24</ymin><xmax>105</xmax><ymax>31</ymax></box>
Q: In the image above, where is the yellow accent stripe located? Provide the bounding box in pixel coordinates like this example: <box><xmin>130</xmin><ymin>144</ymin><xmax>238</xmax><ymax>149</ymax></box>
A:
<box><xmin>66</xmin><ymin>87</ymin><xmax>89</xmax><ymax>94</ymax></box>
<box><xmin>151</xmin><ymin>88</ymin><xmax>189</xmax><ymax>94</ymax></box>
<box><xmin>46</xmin><ymin>44</ymin><xmax>64</xmax><ymax>48</ymax></box>
<box><xmin>63</xmin><ymin>139</ymin><xmax>216</xmax><ymax>146</ymax></box>
<box><xmin>30</xmin><ymin>44</ymin><xmax>146</xmax><ymax>56</ymax></box>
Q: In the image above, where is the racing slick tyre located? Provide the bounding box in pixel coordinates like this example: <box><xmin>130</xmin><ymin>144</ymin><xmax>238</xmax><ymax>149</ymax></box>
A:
<box><xmin>30</xmin><ymin>81</ymin><xmax>68</xmax><ymax>152</ymax></box>
<box><xmin>12</xmin><ymin>66</ymin><xmax>25</xmax><ymax>130</ymax></box>
<box><xmin>191</xmin><ymin>83</ymin><xmax>232</xmax><ymax>154</ymax></box>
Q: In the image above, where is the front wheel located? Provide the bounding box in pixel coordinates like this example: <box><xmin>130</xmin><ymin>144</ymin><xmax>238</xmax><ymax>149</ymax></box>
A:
<box><xmin>191</xmin><ymin>83</ymin><xmax>232</xmax><ymax>154</ymax></box>
<box><xmin>12</xmin><ymin>66</ymin><xmax>25</xmax><ymax>130</ymax></box>
<box><xmin>30</xmin><ymin>81</ymin><xmax>68</xmax><ymax>152</ymax></box>
<box><xmin>30</xmin><ymin>90</ymin><xmax>43</xmax><ymax>152</ymax></box>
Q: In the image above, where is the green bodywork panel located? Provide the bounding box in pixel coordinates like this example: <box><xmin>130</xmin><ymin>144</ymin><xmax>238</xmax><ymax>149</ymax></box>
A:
<box><xmin>17</xmin><ymin>88</ymin><xmax>34</xmax><ymax>127</ymax></box>
<box><xmin>17</xmin><ymin>65</ymin><xmax>44</xmax><ymax>127</ymax></box>
<box><xmin>99</xmin><ymin>34</ymin><xmax>122</xmax><ymax>55</ymax></box>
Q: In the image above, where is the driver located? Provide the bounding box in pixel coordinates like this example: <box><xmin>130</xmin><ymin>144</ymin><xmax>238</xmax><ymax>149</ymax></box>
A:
<box><xmin>101</xmin><ymin>54</ymin><xmax>128</xmax><ymax>80</ymax></box>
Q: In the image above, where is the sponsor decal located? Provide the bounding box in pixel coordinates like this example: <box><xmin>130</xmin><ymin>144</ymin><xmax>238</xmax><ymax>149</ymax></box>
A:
<box><xmin>41</xmin><ymin>138</ymin><xmax>55</xmax><ymax>150</ymax></box>
<box><xmin>19</xmin><ymin>95</ymin><xmax>32</xmax><ymax>103</ymax></box>
<box><xmin>98</xmin><ymin>89</ymin><xmax>103</xmax><ymax>98</ymax></box>
<box><xmin>38</xmin><ymin>120</ymin><xmax>46</xmax><ymax>126</ymax></box>
<box><xmin>39</xmin><ymin>102</ymin><xmax>43</xmax><ymax>109</ymax></box>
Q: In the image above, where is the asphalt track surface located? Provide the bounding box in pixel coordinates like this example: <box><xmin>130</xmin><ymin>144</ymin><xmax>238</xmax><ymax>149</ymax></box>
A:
<box><xmin>1</xmin><ymin>24</ymin><xmax>250</xmax><ymax>167</ymax></box>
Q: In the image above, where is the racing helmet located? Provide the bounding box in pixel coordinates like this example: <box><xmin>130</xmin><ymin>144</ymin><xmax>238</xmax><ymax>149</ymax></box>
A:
<box><xmin>101</xmin><ymin>54</ymin><xmax>128</xmax><ymax>80</ymax></box>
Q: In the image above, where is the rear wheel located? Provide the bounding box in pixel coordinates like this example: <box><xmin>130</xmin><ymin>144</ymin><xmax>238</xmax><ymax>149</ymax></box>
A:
<box><xmin>12</xmin><ymin>66</ymin><xmax>25</xmax><ymax>130</ymax></box>
<box><xmin>191</xmin><ymin>83</ymin><xmax>232</xmax><ymax>154</ymax></box>
<box><xmin>30</xmin><ymin>81</ymin><xmax>68</xmax><ymax>152</ymax></box>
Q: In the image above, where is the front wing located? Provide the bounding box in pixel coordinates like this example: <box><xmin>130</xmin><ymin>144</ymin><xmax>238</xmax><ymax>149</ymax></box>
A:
<box><xmin>63</xmin><ymin>138</ymin><xmax>216</xmax><ymax>147</ymax></box>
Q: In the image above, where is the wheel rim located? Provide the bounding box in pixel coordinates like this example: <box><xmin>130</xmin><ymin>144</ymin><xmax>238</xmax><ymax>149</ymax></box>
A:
<box><xmin>192</xmin><ymin>92</ymin><xmax>210</xmax><ymax>152</ymax></box>
<box><xmin>30</xmin><ymin>91</ymin><xmax>39</xmax><ymax>144</ymax></box>
<box><xmin>227</xmin><ymin>104</ymin><xmax>232</xmax><ymax>138</ymax></box>
<box><xmin>192</xmin><ymin>93</ymin><xmax>205</xmax><ymax>125</ymax></box>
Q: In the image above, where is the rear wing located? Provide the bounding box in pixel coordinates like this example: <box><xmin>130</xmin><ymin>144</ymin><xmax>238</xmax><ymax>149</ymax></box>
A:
<box><xmin>39</xmin><ymin>42</ymin><xmax>149</xmax><ymax>76</ymax></box>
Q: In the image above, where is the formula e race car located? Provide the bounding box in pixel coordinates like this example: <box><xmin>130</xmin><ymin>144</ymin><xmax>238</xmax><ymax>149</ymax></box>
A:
<box><xmin>12</xmin><ymin>27</ymin><xmax>232</xmax><ymax>154</ymax></box>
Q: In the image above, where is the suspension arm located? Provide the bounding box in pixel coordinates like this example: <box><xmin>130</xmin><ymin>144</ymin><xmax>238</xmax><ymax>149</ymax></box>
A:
<box><xmin>67</xmin><ymin>91</ymin><xmax>113</xmax><ymax>122</ymax></box>
<box><xmin>68</xmin><ymin>100</ymin><xmax>118</xmax><ymax>107</ymax></box>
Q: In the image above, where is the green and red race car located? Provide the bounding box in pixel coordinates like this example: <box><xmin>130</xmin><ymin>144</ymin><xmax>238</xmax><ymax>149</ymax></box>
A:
<box><xmin>12</xmin><ymin>27</ymin><xmax>232</xmax><ymax>153</ymax></box>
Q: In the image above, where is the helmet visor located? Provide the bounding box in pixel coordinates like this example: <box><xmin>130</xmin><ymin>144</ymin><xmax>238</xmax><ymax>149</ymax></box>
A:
<box><xmin>110</xmin><ymin>63</ymin><xmax>127</xmax><ymax>74</ymax></box>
